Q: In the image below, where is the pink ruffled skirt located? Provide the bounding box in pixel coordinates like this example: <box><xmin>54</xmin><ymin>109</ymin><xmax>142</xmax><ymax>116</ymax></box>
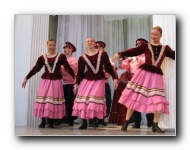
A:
<box><xmin>33</xmin><ymin>79</ymin><xmax>66</xmax><ymax>119</ymax></box>
<box><xmin>72</xmin><ymin>79</ymin><xmax>106</xmax><ymax>119</ymax></box>
<box><xmin>118</xmin><ymin>69</ymin><xmax>169</xmax><ymax>114</ymax></box>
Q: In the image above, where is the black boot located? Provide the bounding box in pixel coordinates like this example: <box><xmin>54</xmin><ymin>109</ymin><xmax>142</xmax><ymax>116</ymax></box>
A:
<box><xmin>93</xmin><ymin>118</ymin><xmax>98</xmax><ymax>128</ymax></box>
<box><xmin>152</xmin><ymin>122</ymin><xmax>165</xmax><ymax>133</ymax></box>
<box><xmin>48</xmin><ymin>119</ymin><xmax>54</xmax><ymax>128</ymax></box>
<box><xmin>121</xmin><ymin>120</ymin><xmax>129</xmax><ymax>131</ymax></box>
<box><xmin>98</xmin><ymin>118</ymin><xmax>107</xmax><ymax>126</ymax></box>
<box><xmin>101</xmin><ymin>119</ymin><xmax>108</xmax><ymax>126</ymax></box>
<box><xmin>68</xmin><ymin>119</ymin><xmax>74</xmax><ymax>126</ymax></box>
<box><xmin>132</xmin><ymin>122</ymin><xmax>140</xmax><ymax>128</ymax></box>
<box><xmin>88</xmin><ymin>119</ymin><xmax>93</xmax><ymax>127</ymax></box>
<box><xmin>97</xmin><ymin>119</ymin><xmax>102</xmax><ymax>125</ymax></box>
<box><xmin>146</xmin><ymin>113</ymin><xmax>154</xmax><ymax>127</ymax></box>
<box><xmin>38</xmin><ymin>118</ymin><xmax>46</xmax><ymax>128</ymax></box>
<box><xmin>79</xmin><ymin>119</ymin><xmax>87</xmax><ymax>129</ymax></box>
<box><xmin>54</xmin><ymin>118</ymin><xmax>65</xmax><ymax>126</ymax></box>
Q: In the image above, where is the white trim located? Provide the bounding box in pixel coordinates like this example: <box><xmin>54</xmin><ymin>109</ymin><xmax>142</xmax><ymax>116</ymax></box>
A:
<box><xmin>44</xmin><ymin>53</ymin><xmax>60</xmax><ymax>73</ymax></box>
<box><xmin>83</xmin><ymin>51</ymin><xmax>102</xmax><ymax>74</ymax></box>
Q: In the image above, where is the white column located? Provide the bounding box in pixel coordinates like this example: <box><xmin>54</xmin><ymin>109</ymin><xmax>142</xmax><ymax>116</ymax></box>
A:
<box><xmin>14</xmin><ymin>15</ymin><xmax>49</xmax><ymax>126</ymax></box>
<box><xmin>14</xmin><ymin>15</ymin><xmax>33</xmax><ymax>126</ymax></box>
<box><xmin>153</xmin><ymin>15</ymin><xmax>176</xmax><ymax>129</ymax></box>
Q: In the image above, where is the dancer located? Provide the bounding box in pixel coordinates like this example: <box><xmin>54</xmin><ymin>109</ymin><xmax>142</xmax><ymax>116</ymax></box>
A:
<box><xmin>125</xmin><ymin>38</ymin><xmax>154</xmax><ymax>128</ymax></box>
<box><xmin>72</xmin><ymin>37</ymin><xmax>118</xmax><ymax>129</ymax></box>
<box><xmin>55</xmin><ymin>42</ymin><xmax>78</xmax><ymax>126</ymax></box>
<box><xmin>22</xmin><ymin>39</ymin><xmax>75</xmax><ymax>128</ymax></box>
<box><xmin>112</xmin><ymin>26</ymin><xmax>175</xmax><ymax>133</ymax></box>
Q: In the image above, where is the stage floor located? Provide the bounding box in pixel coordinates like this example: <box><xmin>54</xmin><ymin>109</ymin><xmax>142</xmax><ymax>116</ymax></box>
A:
<box><xmin>15</xmin><ymin>123</ymin><xmax>175</xmax><ymax>136</ymax></box>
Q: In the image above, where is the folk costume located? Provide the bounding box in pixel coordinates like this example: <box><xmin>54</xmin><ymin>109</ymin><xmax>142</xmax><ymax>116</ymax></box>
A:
<box><xmin>118</xmin><ymin>43</ymin><xmax>175</xmax><ymax>114</ymax></box>
<box><xmin>25</xmin><ymin>53</ymin><xmax>75</xmax><ymax>127</ymax></box>
<box><xmin>72</xmin><ymin>50</ymin><xmax>117</xmax><ymax>128</ymax></box>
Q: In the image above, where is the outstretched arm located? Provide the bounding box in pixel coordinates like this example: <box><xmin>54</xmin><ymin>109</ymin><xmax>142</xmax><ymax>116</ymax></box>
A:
<box><xmin>112</xmin><ymin>44</ymin><xmax>147</xmax><ymax>62</ymax></box>
<box><xmin>22</xmin><ymin>55</ymin><xmax>44</xmax><ymax>88</ymax></box>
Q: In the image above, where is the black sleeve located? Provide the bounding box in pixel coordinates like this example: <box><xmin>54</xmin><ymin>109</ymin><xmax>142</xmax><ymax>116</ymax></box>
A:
<box><xmin>26</xmin><ymin>55</ymin><xmax>44</xmax><ymax>79</ymax></box>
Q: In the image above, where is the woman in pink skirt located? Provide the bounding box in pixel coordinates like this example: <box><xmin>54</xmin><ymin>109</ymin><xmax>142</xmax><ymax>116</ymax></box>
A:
<box><xmin>22</xmin><ymin>39</ymin><xmax>75</xmax><ymax>128</ymax></box>
<box><xmin>112</xmin><ymin>26</ymin><xmax>175</xmax><ymax>133</ymax></box>
<box><xmin>72</xmin><ymin>37</ymin><xmax>118</xmax><ymax>129</ymax></box>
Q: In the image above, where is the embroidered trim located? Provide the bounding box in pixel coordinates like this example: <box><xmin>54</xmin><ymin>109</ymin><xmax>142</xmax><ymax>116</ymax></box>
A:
<box><xmin>75</xmin><ymin>95</ymin><xmax>106</xmax><ymax>104</ymax></box>
<box><xmin>148</xmin><ymin>43</ymin><xmax>165</xmax><ymax>66</ymax></box>
<box><xmin>44</xmin><ymin>53</ymin><xmax>60</xmax><ymax>73</ymax></box>
<box><xmin>35</xmin><ymin>96</ymin><xmax>65</xmax><ymax>104</ymax></box>
<box><xmin>126</xmin><ymin>81</ymin><xmax>166</xmax><ymax>97</ymax></box>
<box><xmin>36</xmin><ymin>96</ymin><xmax>64</xmax><ymax>101</ymax></box>
<box><xmin>83</xmin><ymin>51</ymin><xmax>102</xmax><ymax>74</ymax></box>
<box><xmin>76</xmin><ymin>95</ymin><xmax>105</xmax><ymax>101</ymax></box>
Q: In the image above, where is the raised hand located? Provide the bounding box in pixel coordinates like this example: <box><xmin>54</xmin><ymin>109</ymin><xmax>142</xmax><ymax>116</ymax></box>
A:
<box><xmin>112</xmin><ymin>53</ymin><xmax>120</xmax><ymax>62</ymax></box>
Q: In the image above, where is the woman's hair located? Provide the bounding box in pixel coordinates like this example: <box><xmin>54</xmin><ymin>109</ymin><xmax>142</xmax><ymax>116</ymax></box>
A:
<box><xmin>152</xmin><ymin>26</ymin><xmax>162</xmax><ymax>35</ymax></box>
<box><xmin>47</xmin><ymin>39</ymin><xmax>56</xmax><ymax>44</ymax></box>
<box><xmin>86</xmin><ymin>37</ymin><xmax>95</xmax><ymax>42</ymax></box>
